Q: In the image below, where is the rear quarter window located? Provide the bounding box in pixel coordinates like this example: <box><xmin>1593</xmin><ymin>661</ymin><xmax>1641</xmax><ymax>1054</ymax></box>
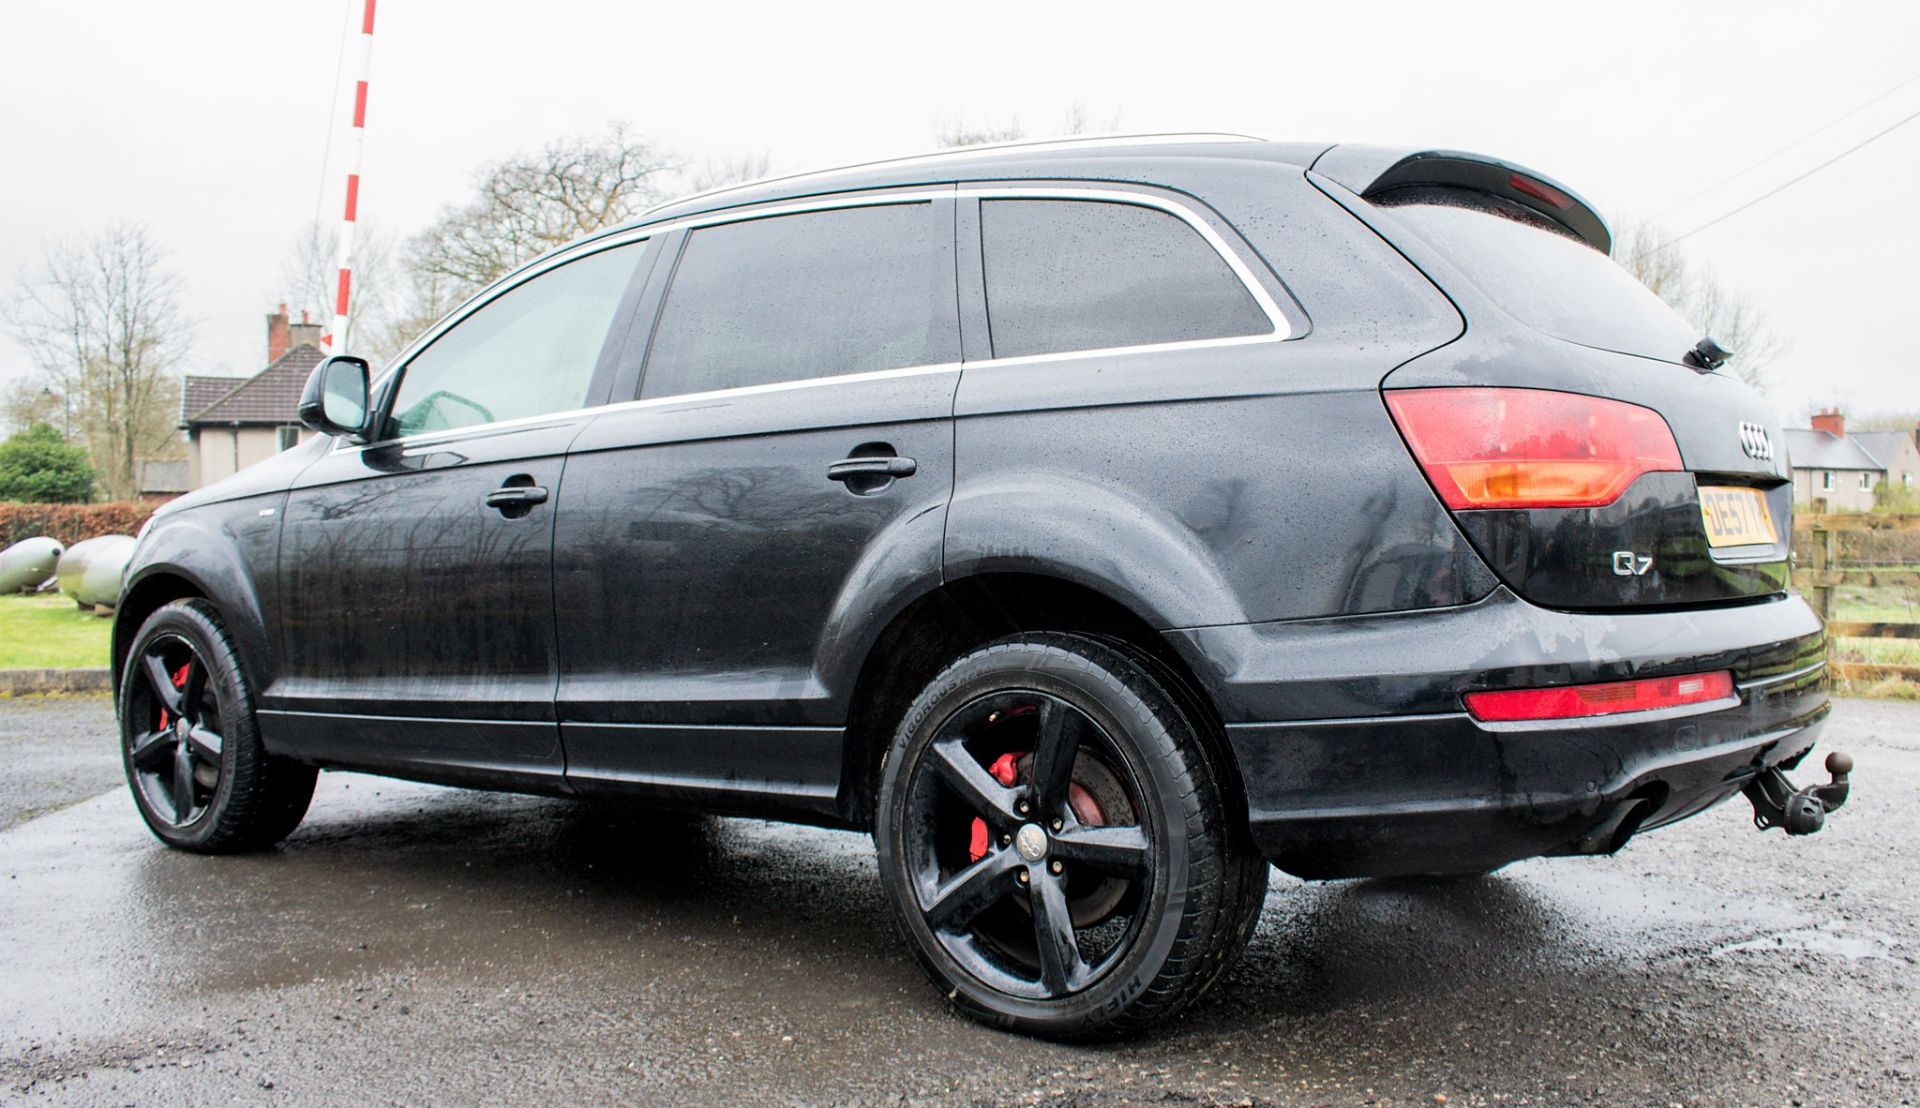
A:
<box><xmin>980</xmin><ymin>198</ymin><xmax>1272</xmax><ymax>359</ymax></box>
<box><xmin>1373</xmin><ymin>188</ymin><xmax>1699</xmax><ymax>364</ymax></box>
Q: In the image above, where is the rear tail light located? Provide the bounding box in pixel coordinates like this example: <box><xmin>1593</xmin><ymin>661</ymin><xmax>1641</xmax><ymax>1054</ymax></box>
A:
<box><xmin>1463</xmin><ymin>671</ymin><xmax>1735</xmax><ymax>723</ymax></box>
<box><xmin>1385</xmin><ymin>387</ymin><xmax>1683</xmax><ymax>510</ymax></box>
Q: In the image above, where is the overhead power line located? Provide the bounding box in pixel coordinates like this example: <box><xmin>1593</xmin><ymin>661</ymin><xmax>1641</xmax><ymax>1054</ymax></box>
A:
<box><xmin>311</xmin><ymin>11</ymin><xmax>353</xmax><ymax>234</ymax></box>
<box><xmin>1659</xmin><ymin>105</ymin><xmax>1920</xmax><ymax>249</ymax></box>
<box><xmin>1654</xmin><ymin>69</ymin><xmax>1920</xmax><ymax>220</ymax></box>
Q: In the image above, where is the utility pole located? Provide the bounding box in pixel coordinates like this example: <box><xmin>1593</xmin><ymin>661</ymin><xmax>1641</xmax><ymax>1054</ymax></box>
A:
<box><xmin>330</xmin><ymin>0</ymin><xmax>377</xmax><ymax>350</ymax></box>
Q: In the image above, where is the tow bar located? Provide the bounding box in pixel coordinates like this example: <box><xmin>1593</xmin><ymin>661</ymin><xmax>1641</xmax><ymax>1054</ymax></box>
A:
<box><xmin>1744</xmin><ymin>751</ymin><xmax>1853</xmax><ymax>835</ymax></box>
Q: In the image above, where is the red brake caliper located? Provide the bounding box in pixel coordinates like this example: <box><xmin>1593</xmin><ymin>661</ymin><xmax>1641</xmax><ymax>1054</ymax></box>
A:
<box><xmin>967</xmin><ymin>751</ymin><xmax>1109</xmax><ymax>862</ymax></box>
<box><xmin>967</xmin><ymin>753</ymin><xmax>1023</xmax><ymax>862</ymax></box>
<box><xmin>157</xmin><ymin>663</ymin><xmax>191</xmax><ymax>730</ymax></box>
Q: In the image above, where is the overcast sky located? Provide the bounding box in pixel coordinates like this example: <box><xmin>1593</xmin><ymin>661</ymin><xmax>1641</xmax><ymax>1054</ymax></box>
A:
<box><xmin>2</xmin><ymin>0</ymin><xmax>1915</xmax><ymax>422</ymax></box>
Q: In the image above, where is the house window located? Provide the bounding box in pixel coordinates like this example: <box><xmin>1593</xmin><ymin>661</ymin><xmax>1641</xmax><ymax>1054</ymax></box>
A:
<box><xmin>1822</xmin><ymin>471</ymin><xmax>1833</xmax><ymax>491</ymax></box>
<box><xmin>1861</xmin><ymin>472</ymin><xmax>1873</xmax><ymax>491</ymax></box>
<box><xmin>278</xmin><ymin>425</ymin><xmax>300</xmax><ymax>451</ymax></box>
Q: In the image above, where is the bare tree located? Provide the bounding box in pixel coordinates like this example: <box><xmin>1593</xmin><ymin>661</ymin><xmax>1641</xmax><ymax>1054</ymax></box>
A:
<box><xmin>1060</xmin><ymin>101</ymin><xmax>1123</xmax><ymax>136</ymax></box>
<box><xmin>2</xmin><ymin>379</ymin><xmax>65</xmax><ymax>437</ymax></box>
<box><xmin>367</xmin><ymin>268</ymin><xmax>467</xmax><ymax>369</ymax></box>
<box><xmin>1854</xmin><ymin>410</ymin><xmax>1920</xmax><ymax>432</ymax></box>
<box><xmin>378</xmin><ymin>122</ymin><xmax>679</xmax><ymax>363</ymax></box>
<box><xmin>3</xmin><ymin>223</ymin><xmax>190</xmax><ymax>499</ymax></box>
<box><xmin>933</xmin><ymin>102</ymin><xmax>1124</xmax><ymax>149</ymax></box>
<box><xmin>933</xmin><ymin>112</ymin><xmax>1026</xmax><ymax>148</ymax></box>
<box><xmin>280</xmin><ymin>219</ymin><xmax>399</xmax><ymax>353</ymax></box>
<box><xmin>680</xmin><ymin>151</ymin><xmax>775</xmax><ymax>195</ymax></box>
<box><xmin>1613</xmin><ymin>221</ymin><xmax>1790</xmax><ymax>393</ymax></box>
<box><xmin>406</xmin><ymin>121</ymin><xmax>679</xmax><ymax>302</ymax></box>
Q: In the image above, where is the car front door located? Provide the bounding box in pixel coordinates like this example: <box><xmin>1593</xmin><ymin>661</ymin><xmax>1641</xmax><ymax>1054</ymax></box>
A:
<box><xmin>261</xmin><ymin>239</ymin><xmax>655</xmax><ymax>788</ymax></box>
<box><xmin>553</xmin><ymin>195</ymin><xmax>959</xmax><ymax>817</ymax></box>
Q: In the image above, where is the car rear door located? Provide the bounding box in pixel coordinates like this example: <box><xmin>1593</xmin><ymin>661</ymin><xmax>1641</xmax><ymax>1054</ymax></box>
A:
<box><xmin>1348</xmin><ymin>183</ymin><xmax>1796</xmax><ymax>610</ymax></box>
<box><xmin>554</xmin><ymin>193</ymin><xmax>960</xmax><ymax>817</ymax></box>
<box><xmin>264</xmin><ymin>239</ymin><xmax>656</xmax><ymax>788</ymax></box>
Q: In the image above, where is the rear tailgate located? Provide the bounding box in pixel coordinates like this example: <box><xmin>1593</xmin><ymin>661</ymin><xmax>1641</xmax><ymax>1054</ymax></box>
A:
<box><xmin>1313</xmin><ymin>151</ymin><xmax>1792</xmax><ymax>610</ymax></box>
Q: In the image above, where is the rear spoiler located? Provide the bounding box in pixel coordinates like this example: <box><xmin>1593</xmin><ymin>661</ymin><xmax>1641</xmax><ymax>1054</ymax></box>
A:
<box><xmin>1309</xmin><ymin>146</ymin><xmax>1611</xmax><ymax>254</ymax></box>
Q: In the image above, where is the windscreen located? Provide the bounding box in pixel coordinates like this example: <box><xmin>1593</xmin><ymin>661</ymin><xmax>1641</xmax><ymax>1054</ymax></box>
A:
<box><xmin>1375</xmin><ymin>188</ymin><xmax>1701</xmax><ymax>365</ymax></box>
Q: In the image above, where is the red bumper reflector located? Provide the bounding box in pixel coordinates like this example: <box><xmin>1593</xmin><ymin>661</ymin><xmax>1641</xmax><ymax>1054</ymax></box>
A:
<box><xmin>1464</xmin><ymin>671</ymin><xmax>1735</xmax><ymax>722</ymax></box>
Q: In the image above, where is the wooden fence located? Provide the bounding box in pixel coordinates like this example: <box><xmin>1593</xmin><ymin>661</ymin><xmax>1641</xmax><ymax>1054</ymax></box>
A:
<box><xmin>1794</xmin><ymin>512</ymin><xmax>1920</xmax><ymax>686</ymax></box>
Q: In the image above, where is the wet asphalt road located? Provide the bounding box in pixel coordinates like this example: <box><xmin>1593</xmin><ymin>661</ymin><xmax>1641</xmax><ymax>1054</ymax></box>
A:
<box><xmin>0</xmin><ymin>696</ymin><xmax>1914</xmax><ymax>1106</ymax></box>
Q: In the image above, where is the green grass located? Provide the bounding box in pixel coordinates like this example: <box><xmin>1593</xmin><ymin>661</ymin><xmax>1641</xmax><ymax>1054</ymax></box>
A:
<box><xmin>0</xmin><ymin>593</ymin><xmax>112</xmax><ymax>669</ymax></box>
<box><xmin>1832</xmin><ymin>637</ymin><xmax>1920</xmax><ymax>666</ymax></box>
<box><xmin>1831</xmin><ymin>583</ymin><xmax>1920</xmax><ymax>624</ymax></box>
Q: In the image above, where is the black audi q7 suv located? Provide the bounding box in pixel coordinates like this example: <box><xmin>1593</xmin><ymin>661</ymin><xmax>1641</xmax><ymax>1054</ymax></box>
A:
<box><xmin>115</xmin><ymin>135</ymin><xmax>1840</xmax><ymax>1040</ymax></box>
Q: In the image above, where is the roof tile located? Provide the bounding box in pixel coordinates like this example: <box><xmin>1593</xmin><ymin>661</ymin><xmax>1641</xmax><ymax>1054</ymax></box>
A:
<box><xmin>1850</xmin><ymin>431</ymin><xmax>1919</xmax><ymax>469</ymax></box>
<box><xmin>180</xmin><ymin>374</ymin><xmax>247</xmax><ymax>425</ymax></box>
<box><xmin>1783</xmin><ymin>429</ymin><xmax>1883</xmax><ymax>472</ymax></box>
<box><xmin>185</xmin><ymin>344</ymin><xmax>323</xmax><ymax>425</ymax></box>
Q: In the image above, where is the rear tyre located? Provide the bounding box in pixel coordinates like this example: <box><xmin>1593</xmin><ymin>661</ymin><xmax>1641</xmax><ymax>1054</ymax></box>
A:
<box><xmin>118</xmin><ymin>599</ymin><xmax>316</xmax><ymax>853</ymax></box>
<box><xmin>874</xmin><ymin>633</ymin><xmax>1262</xmax><ymax>1041</ymax></box>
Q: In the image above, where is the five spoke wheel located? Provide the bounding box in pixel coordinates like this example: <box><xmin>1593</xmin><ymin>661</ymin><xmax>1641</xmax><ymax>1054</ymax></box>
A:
<box><xmin>879</xmin><ymin>633</ymin><xmax>1265</xmax><ymax>1039</ymax></box>
<box><xmin>904</xmin><ymin>692</ymin><xmax>1154</xmax><ymax>1000</ymax></box>
<box><xmin>126</xmin><ymin>636</ymin><xmax>225</xmax><ymax>828</ymax></box>
<box><xmin>120</xmin><ymin>599</ymin><xmax>317</xmax><ymax>852</ymax></box>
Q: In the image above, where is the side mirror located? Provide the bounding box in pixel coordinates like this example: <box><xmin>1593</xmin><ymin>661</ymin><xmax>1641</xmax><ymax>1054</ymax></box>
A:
<box><xmin>298</xmin><ymin>356</ymin><xmax>372</xmax><ymax>442</ymax></box>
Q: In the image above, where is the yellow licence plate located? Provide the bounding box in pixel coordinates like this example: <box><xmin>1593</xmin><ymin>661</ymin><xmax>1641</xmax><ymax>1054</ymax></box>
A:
<box><xmin>1699</xmin><ymin>486</ymin><xmax>1775</xmax><ymax>548</ymax></box>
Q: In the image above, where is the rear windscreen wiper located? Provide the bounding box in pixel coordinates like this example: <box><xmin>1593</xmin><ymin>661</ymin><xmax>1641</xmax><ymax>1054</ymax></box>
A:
<box><xmin>1685</xmin><ymin>335</ymin><xmax>1732</xmax><ymax>372</ymax></box>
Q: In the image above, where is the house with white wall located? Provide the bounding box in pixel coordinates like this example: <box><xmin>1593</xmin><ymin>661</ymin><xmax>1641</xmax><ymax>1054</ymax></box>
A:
<box><xmin>1784</xmin><ymin>409</ymin><xmax>1920</xmax><ymax>511</ymax></box>
<box><xmin>179</xmin><ymin>306</ymin><xmax>324</xmax><ymax>489</ymax></box>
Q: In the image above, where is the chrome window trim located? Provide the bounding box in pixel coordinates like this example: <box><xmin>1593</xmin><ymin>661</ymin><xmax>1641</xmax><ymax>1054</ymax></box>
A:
<box><xmin>962</xmin><ymin>185</ymin><xmax>1291</xmax><ymax>360</ymax></box>
<box><xmin>344</xmin><ymin>185</ymin><xmax>1291</xmax><ymax>453</ymax></box>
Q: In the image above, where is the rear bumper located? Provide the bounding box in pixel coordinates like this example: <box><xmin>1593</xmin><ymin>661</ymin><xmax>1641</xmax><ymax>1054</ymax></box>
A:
<box><xmin>1169</xmin><ymin>587</ymin><xmax>1830</xmax><ymax>879</ymax></box>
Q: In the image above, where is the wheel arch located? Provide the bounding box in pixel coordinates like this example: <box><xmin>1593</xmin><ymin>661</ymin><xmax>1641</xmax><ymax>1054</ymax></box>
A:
<box><xmin>114</xmin><ymin>535</ymin><xmax>274</xmax><ymax>703</ymax></box>
<box><xmin>113</xmin><ymin>570</ymin><xmax>212</xmax><ymax>696</ymax></box>
<box><xmin>835</xmin><ymin>571</ymin><xmax>1246</xmax><ymax>834</ymax></box>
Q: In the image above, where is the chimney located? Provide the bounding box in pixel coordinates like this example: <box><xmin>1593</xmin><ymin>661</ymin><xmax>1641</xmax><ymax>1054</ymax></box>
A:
<box><xmin>266</xmin><ymin>303</ymin><xmax>290</xmax><ymax>364</ymax></box>
<box><xmin>1810</xmin><ymin>409</ymin><xmax>1846</xmax><ymax>438</ymax></box>
<box><xmin>287</xmin><ymin>308</ymin><xmax>323</xmax><ymax>353</ymax></box>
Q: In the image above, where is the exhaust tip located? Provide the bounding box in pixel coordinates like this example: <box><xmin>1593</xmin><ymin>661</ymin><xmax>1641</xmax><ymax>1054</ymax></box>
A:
<box><xmin>1569</xmin><ymin>795</ymin><xmax>1657</xmax><ymax>856</ymax></box>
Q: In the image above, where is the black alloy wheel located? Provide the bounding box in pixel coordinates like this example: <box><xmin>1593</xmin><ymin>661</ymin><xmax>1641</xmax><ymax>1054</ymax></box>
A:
<box><xmin>905</xmin><ymin>689</ymin><xmax>1151</xmax><ymax>998</ymax></box>
<box><xmin>126</xmin><ymin>632</ymin><xmax>224</xmax><ymax>828</ymax></box>
<box><xmin>119</xmin><ymin>599</ymin><xmax>316</xmax><ymax>852</ymax></box>
<box><xmin>876</xmin><ymin>633</ymin><xmax>1265</xmax><ymax>1041</ymax></box>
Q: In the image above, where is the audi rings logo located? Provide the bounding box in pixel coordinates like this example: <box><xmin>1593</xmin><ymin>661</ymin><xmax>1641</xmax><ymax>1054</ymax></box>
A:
<box><xmin>1739</xmin><ymin>421</ymin><xmax>1774</xmax><ymax>461</ymax></box>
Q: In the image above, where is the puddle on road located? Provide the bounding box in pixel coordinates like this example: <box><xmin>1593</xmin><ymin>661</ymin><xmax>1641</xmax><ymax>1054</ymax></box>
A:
<box><xmin>1709</xmin><ymin>921</ymin><xmax>1902</xmax><ymax>961</ymax></box>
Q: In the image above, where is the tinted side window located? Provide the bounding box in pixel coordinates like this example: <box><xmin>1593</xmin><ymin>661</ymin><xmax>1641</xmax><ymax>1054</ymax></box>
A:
<box><xmin>641</xmin><ymin>203</ymin><xmax>952</xmax><ymax>399</ymax></box>
<box><xmin>980</xmin><ymin>199</ymin><xmax>1271</xmax><ymax>359</ymax></box>
<box><xmin>386</xmin><ymin>241</ymin><xmax>645</xmax><ymax>438</ymax></box>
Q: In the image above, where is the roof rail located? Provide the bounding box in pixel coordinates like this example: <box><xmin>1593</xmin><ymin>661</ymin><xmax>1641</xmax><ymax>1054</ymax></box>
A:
<box><xmin>643</xmin><ymin>131</ymin><xmax>1268</xmax><ymax>217</ymax></box>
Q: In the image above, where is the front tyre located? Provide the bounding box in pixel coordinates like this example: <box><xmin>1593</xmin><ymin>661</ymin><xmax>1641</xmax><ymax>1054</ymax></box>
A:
<box><xmin>118</xmin><ymin>599</ymin><xmax>316</xmax><ymax>853</ymax></box>
<box><xmin>874</xmin><ymin>633</ymin><xmax>1261</xmax><ymax>1041</ymax></box>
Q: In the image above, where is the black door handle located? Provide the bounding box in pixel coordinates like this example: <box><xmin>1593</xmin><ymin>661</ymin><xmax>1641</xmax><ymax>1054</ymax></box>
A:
<box><xmin>486</xmin><ymin>480</ymin><xmax>549</xmax><ymax>519</ymax></box>
<box><xmin>485</xmin><ymin>486</ymin><xmax>549</xmax><ymax>507</ymax></box>
<box><xmin>827</xmin><ymin>457</ymin><xmax>917</xmax><ymax>483</ymax></box>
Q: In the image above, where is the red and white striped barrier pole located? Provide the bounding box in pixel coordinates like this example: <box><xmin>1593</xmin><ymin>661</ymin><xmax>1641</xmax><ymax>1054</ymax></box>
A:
<box><xmin>329</xmin><ymin>0</ymin><xmax>376</xmax><ymax>349</ymax></box>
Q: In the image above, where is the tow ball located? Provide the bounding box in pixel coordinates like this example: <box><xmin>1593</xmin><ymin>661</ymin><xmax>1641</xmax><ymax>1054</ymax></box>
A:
<box><xmin>1743</xmin><ymin>751</ymin><xmax>1853</xmax><ymax>835</ymax></box>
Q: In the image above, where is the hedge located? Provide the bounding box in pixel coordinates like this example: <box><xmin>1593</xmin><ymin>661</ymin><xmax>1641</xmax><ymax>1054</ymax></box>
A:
<box><xmin>0</xmin><ymin>502</ymin><xmax>156</xmax><ymax>548</ymax></box>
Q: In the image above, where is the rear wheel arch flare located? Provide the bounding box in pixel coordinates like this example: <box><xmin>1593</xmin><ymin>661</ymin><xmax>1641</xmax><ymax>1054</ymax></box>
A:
<box><xmin>838</xmin><ymin>572</ymin><xmax>1243</xmax><ymax>833</ymax></box>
